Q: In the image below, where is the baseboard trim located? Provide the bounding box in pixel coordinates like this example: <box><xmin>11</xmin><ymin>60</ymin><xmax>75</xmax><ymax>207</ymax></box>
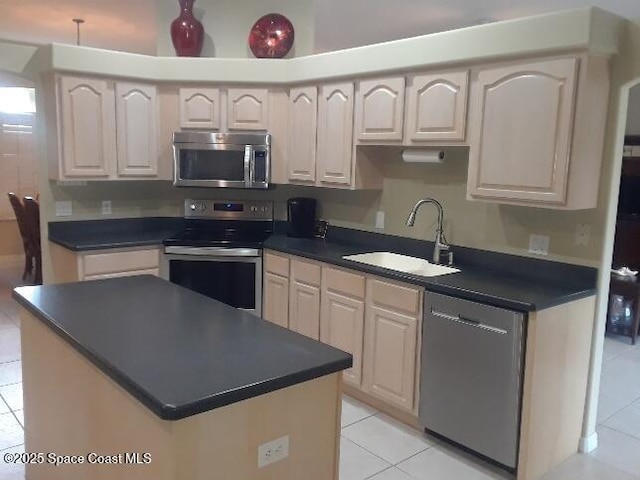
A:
<box><xmin>579</xmin><ymin>432</ymin><xmax>598</xmax><ymax>453</ymax></box>
<box><xmin>0</xmin><ymin>254</ymin><xmax>24</xmax><ymax>268</ymax></box>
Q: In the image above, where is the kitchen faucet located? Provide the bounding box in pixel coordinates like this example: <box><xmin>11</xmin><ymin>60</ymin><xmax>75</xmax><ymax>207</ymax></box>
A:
<box><xmin>406</xmin><ymin>198</ymin><xmax>453</xmax><ymax>265</ymax></box>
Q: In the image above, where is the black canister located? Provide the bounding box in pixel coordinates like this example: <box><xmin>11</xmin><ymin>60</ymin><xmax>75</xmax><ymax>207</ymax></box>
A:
<box><xmin>287</xmin><ymin>197</ymin><xmax>317</xmax><ymax>238</ymax></box>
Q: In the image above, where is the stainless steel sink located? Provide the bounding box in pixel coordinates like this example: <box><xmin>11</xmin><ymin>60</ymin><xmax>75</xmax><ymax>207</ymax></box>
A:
<box><xmin>342</xmin><ymin>252</ymin><xmax>460</xmax><ymax>277</ymax></box>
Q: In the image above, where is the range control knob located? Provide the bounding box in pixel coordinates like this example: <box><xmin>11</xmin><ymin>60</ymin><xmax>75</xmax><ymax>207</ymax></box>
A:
<box><xmin>190</xmin><ymin>203</ymin><xmax>197</xmax><ymax>211</ymax></box>
<box><xmin>250</xmin><ymin>205</ymin><xmax>258</xmax><ymax>212</ymax></box>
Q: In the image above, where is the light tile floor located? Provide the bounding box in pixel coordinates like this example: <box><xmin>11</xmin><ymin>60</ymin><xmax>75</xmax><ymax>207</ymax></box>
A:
<box><xmin>1</xmin><ymin>261</ymin><xmax>640</xmax><ymax>479</ymax></box>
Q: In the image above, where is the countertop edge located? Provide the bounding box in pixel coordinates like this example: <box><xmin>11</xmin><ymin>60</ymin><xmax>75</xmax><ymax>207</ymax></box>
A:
<box><xmin>48</xmin><ymin>236</ymin><xmax>164</xmax><ymax>252</ymax></box>
<box><xmin>12</xmin><ymin>287</ymin><xmax>351</xmax><ymax>421</ymax></box>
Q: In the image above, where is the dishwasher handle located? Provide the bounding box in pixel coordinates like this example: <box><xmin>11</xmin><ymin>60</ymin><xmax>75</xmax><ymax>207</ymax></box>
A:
<box><xmin>430</xmin><ymin>308</ymin><xmax>508</xmax><ymax>335</ymax></box>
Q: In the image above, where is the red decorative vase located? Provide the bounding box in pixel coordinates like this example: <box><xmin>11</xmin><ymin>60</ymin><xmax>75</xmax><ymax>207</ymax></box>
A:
<box><xmin>171</xmin><ymin>0</ymin><xmax>204</xmax><ymax>57</ymax></box>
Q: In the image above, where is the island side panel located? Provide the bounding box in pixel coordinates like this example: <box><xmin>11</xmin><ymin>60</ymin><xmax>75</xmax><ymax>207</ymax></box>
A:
<box><xmin>174</xmin><ymin>373</ymin><xmax>342</xmax><ymax>480</ymax></box>
<box><xmin>20</xmin><ymin>305</ymin><xmax>344</xmax><ymax>480</ymax></box>
<box><xmin>21</xmin><ymin>308</ymin><xmax>176</xmax><ymax>480</ymax></box>
<box><xmin>517</xmin><ymin>296</ymin><xmax>596</xmax><ymax>480</ymax></box>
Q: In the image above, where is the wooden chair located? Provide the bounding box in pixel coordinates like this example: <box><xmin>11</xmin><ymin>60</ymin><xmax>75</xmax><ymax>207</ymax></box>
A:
<box><xmin>7</xmin><ymin>192</ymin><xmax>33</xmax><ymax>280</ymax></box>
<box><xmin>22</xmin><ymin>196</ymin><xmax>42</xmax><ymax>285</ymax></box>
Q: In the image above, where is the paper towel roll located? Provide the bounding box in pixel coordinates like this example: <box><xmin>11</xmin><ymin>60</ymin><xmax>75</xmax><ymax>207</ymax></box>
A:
<box><xmin>401</xmin><ymin>149</ymin><xmax>445</xmax><ymax>163</ymax></box>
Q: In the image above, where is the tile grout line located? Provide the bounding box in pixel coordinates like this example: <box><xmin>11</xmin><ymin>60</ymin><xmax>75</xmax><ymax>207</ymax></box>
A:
<box><xmin>585</xmin><ymin>453</ymin><xmax>640</xmax><ymax>480</ymax></box>
<box><xmin>340</xmin><ymin>431</ymin><xmax>433</xmax><ymax>472</ymax></box>
<box><xmin>340</xmin><ymin>411</ymin><xmax>376</xmax><ymax>429</ymax></box>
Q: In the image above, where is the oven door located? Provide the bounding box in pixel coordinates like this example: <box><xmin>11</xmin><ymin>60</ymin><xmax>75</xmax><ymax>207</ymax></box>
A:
<box><xmin>173</xmin><ymin>143</ymin><xmax>251</xmax><ymax>188</ymax></box>
<box><xmin>161</xmin><ymin>247</ymin><xmax>262</xmax><ymax>317</ymax></box>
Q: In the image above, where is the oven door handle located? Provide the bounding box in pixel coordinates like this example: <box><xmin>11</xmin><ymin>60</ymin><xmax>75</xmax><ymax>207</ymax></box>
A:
<box><xmin>164</xmin><ymin>246</ymin><xmax>261</xmax><ymax>257</ymax></box>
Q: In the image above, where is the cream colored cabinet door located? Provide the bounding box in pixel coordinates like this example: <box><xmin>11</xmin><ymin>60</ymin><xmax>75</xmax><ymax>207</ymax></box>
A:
<box><xmin>316</xmin><ymin>82</ymin><xmax>354</xmax><ymax>186</ymax></box>
<box><xmin>58</xmin><ymin>76</ymin><xmax>116</xmax><ymax>178</ymax></box>
<box><xmin>289</xmin><ymin>280</ymin><xmax>321</xmax><ymax>340</ymax></box>
<box><xmin>288</xmin><ymin>86</ymin><xmax>318</xmax><ymax>183</ymax></box>
<box><xmin>115</xmin><ymin>82</ymin><xmax>159</xmax><ymax>177</ymax></box>
<box><xmin>179</xmin><ymin>88</ymin><xmax>221</xmax><ymax>129</ymax></box>
<box><xmin>227</xmin><ymin>88</ymin><xmax>269</xmax><ymax>130</ymax></box>
<box><xmin>288</xmin><ymin>257</ymin><xmax>321</xmax><ymax>339</ymax></box>
<box><xmin>320</xmin><ymin>266</ymin><xmax>366</xmax><ymax>387</ymax></box>
<box><xmin>263</xmin><ymin>271</ymin><xmax>289</xmax><ymax>328</ymax></box>
<box><xmin>321</xmin><ymin>291</ymin><xmax>365</xmax><ymax>387</ymax></box>
<box><xmin>363</xmin><ymin>277</ymin><xmax>422</xmax><ymax>412</ymax></box>
<box><xmin>356</xmin><ymin>77</ymin><xmax>405</xmax><ymax>142</ymax></box>
<box><xmin>363</xmin><ymin>305</ymin><xmax>418</xmax><ymax>412</ymax></box>
<box><xmin>405</xmin><ymin>70</ymin><xmax>468</xmax><ymax>142</ymax></box>
<box><xmin>467</xmin><ymin>58</ymin><xmax>578</xmax><ymax>205</ymax></box>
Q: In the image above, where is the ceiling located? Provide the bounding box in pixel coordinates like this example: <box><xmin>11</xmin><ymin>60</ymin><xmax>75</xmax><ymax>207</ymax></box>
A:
<box><xmin>0</xmin><ymin>0</ymin><xmax>638</xmax><ymax>55</ymax></box>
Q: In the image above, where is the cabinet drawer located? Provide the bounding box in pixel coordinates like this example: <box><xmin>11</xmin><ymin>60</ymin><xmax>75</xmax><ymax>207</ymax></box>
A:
<box><xmin>82</xmin><ymin>249</ymin><xmax>160</xmax><ymax>277</ymax></box>
<box><xmin>290</xmin><ymin>257</ymin><xmax>321</xmax><ymax>286</ymax></box>
<box><xmin>83</xmin><ymin>268</ymin><xmax>160</xmax><ymax>281</ymax></box>
<box><xmin>264</xmin><ymin>251</ymin><xmax>290</xmax><ymax>277</ymax></box>
<box><xmin>324</xmin><ymin>266</ymin><xmax>365</xmax><ymax>299</ymax></box>
<box><xmin>369</xmin><ymin>278</ymin><xmax>422</xmax><ymax>316</ymax></box>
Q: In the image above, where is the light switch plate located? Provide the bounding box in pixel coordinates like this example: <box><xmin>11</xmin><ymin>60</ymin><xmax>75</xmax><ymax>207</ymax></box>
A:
<box><xmin>375</xmin><ymin>211</ymin><xmax>385</xmax><ymax>229</ymax></box>
<box><xmin>575</xmin><ymin>224</ymin><xmax>591</xmax><ymax>246</ymax></box>
<box><xmin>102</xmin><ymin>200</ymin><xmax>112</xmax><ymax>215</ymax></box>
<box><xmin>55</xmin><ymin>201</ymin><xmax>72</xmax><ymax>217</ymax></box>
<box><xmin>528</xmin><ymin>234</ymin><xmax>549</xmax><ymax>256</ymax></box>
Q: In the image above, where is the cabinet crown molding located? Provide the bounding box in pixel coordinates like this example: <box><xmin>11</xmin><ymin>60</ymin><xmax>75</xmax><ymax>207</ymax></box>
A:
<box><xmin>21</xmin><ymin>7</ymin><xmax>621</xmax><ymax>84</ymax></box>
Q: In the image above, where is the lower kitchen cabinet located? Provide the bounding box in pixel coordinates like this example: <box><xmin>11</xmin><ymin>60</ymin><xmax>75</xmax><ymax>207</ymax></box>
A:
<box><xmin>320</xmin><ymin>266</ymin><xmax>366</xmax><ymax>387</ymax></box>
<box><xmin>362</xmin><ymin>277</ymin><xmax>422</xmax><ymax>413</ymax></box>
<box><xmin>263</xmin><ymin>252</ymin><xmax>290</xmax><ymax>328</ymax></box>
<box><xmin>288</xmin><ymin>257</ymin><xmax>322</xmax><ymax>340</ymax></box>
<box><xmin>49</xmin><ymin>243</ymin><xmax>160</xmax><ymax>283</ymax></box>
<box><xmin>262</xmin><ymin>250</ymin><xmax>422</xmax><ymax>415</ymax></box>
<box><xmin>289</xmin><ymin>281</ymin><xmax>321</xmax><ymax>339</ymax></box>
<box><xmin>363</xmin><ymin>305</ymin><xmax>419</xmax><ymax>413</ymax></box>
<box><xmin>263</xmin><ymin>272</ymin><xmax>289</xmax><ymax>328</ymax></box>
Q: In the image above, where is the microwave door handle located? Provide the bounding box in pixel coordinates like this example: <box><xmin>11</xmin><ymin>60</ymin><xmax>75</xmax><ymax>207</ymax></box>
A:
<box><xmin>244</xmin><ymin>145</ymin><xmax>252</xmax><ymax>188</ymax></box>
<box><xmin>249</xmin><ymin>149</ymin><xmax>256</xmax><ymax>185</ymax></box>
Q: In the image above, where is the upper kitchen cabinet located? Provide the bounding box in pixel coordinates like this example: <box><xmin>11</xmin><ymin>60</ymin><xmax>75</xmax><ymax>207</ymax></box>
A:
<box><xmin>467</xmin><ymin>56</ymin><xmax>609</xmax><ymax>209</ymax></box>
<box><xmin>227</xmin><ymin>88</ymin><xmax>269</xmax><ymax>130</ymax></box>
<box><xmin>355</xmin><ymin>77</ymin><xmax>405</xmax><ymax>142</ymax></box>
<box><xmin>404</xmin><ymin>70</ymin><xmax>468</xmax><ymax>143</ymax></box>
<box><xmin>57</xmin><ymin>76</ymin><xmax>116</xmax><ymax>178</ymax></box>
<box><xmin>287</xmin><ymin>86</ymin><xmax>318</xmax><ymax>183</ymax></box>
<box><xmin>49</xmin><ymin>75</ymin><xmax>164</xmax><ymax>181</ymax></box>
<box><xmin>115</xmin><ymin>83</ymin><xmax>159</xmax><ymax>177</ymax></box>
<box><xmin>316</xmin><ymin>82</ymin><xmax>355</xmax><ymax>186</ymax></box>
<box><xmin>179</xmin><ymin>88</ymin><xmax>221</xmax><ymax>129</ymax></box>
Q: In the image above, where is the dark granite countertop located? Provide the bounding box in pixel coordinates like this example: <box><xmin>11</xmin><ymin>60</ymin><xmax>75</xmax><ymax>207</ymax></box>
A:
<box><xmin>48</xmin><ymin>217</ymin><xmax>184</xmax><ymax>251</ymax></box>
<box><xmin>263</xmin><ymin>235</ymin><xmax>597</xmax><ymax>312</ymax></box>
<box><xmin>12</xmin><ymin>276</ymin><xmax>352</xmax><ymax>421</ymax></box>
<box><xmin>47</xmin><ymin>217</ymin><xmax>597</xmax><ymax>312</ymax></box>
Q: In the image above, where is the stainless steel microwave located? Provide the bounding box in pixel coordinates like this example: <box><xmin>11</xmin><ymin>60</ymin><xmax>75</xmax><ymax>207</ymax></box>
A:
<box><xmin>173</xmin><ymin>132</ymin><xmax>270</xmax><ymax>189</ymax></box>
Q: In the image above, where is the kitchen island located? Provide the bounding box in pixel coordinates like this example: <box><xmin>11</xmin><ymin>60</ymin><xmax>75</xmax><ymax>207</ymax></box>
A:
<box><xmin>12</xmin><ymin>275</ymin><xmax>352</xmax><ymax>480</ymax></box>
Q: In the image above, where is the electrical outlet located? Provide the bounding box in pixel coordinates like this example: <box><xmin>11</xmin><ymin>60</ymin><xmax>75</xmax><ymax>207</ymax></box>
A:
<box><xmin>258</xmin><ymin>435</ymin><xmax>289</xmax><ymax>468</ymax></box>
<box><xmin>375</xmin><ymin>211</ymin><xmax>385</xmax><ymax>229</ymax></box>
<box><xmin>55</xmin><ymin>201</ymin><xmax>72</xmax><ymax>217</ymax></box>
<box><xmin>102</xmin><ymin>200</ymin><xmax>112</xmax><ymax>215</ymax></box>
<box><xmin>528</xmin><ymin>234</ymin><xmax>550</xmax><ymax>256</ymax></box>
<box><xmin>575</xmin><ymin>224</ymin><xmax>591</xmax><ymax>246</ymax></box>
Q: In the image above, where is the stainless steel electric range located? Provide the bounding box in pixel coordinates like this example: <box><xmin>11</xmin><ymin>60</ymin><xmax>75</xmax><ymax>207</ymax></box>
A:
<box><xmin>161</xmin><ymin>199</ymin><xmax>274</xmax><ymax>317</ymax></box>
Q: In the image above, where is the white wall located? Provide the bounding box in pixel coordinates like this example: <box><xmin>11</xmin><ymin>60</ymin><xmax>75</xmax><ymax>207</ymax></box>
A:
<box><xmin>156</xmin><ymin>0</ymin><xmax>314</xmax><ymax>58</ymax></box>
<box><xmin>626</xmin><ymin>87</ymin><xmax>640</xmax><ymax>134</ymax></box>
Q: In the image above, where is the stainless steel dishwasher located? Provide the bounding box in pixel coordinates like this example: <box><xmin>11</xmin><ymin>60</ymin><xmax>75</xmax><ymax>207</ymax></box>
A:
<box><xmin>419</xmin><ymin>292</ymin><xmax>525</xmax><ymax>470</ymax></box>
